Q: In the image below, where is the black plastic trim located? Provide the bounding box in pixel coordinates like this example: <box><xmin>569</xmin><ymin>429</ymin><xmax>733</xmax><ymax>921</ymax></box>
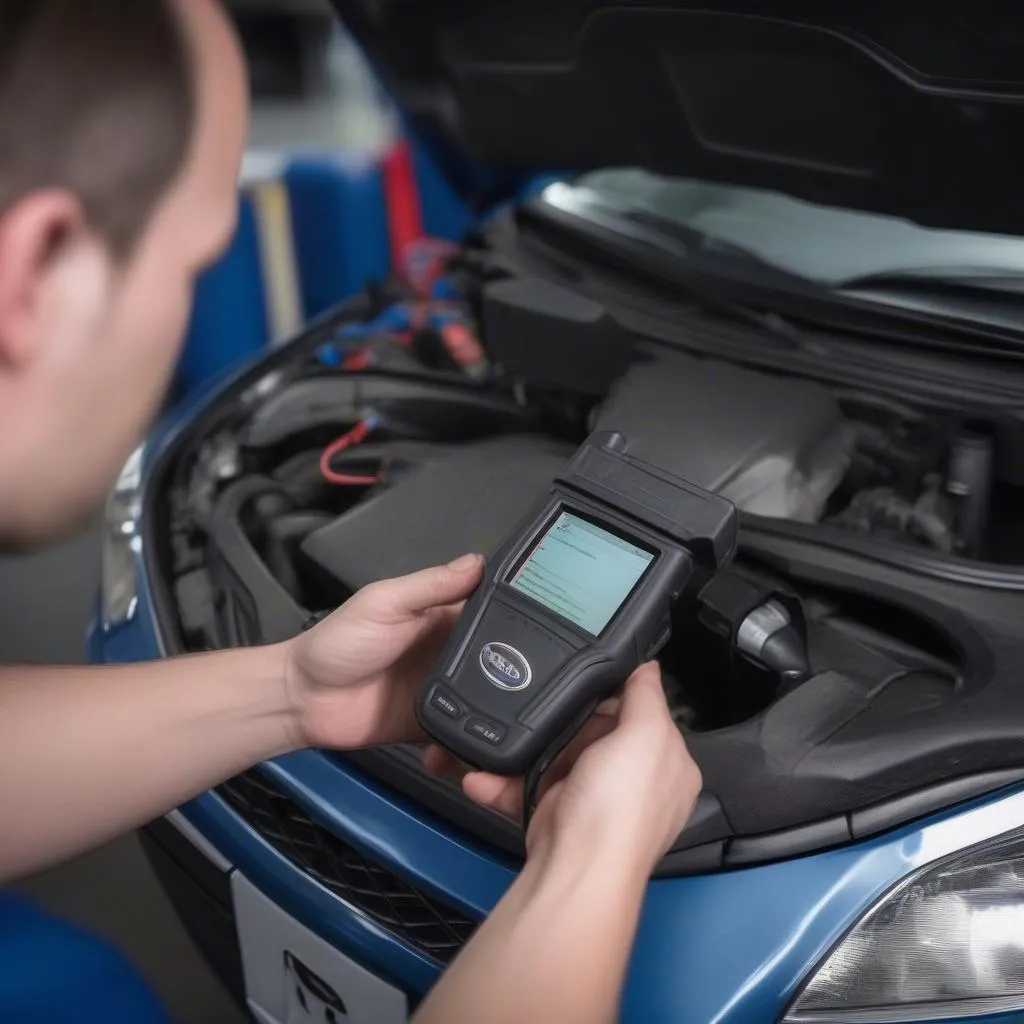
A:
<box><xmin>142</xmin><ymin>817</ymin><xmax>233</xmax><ymax>910</ymax></box>
<box><xmin>675</xmin><ymin>791</ymin><xmax>733</xmax><ymax>848</ymax></box>
<box><xmin>746</xmin><ymin>516</ymin><xmax>1024</xmax><ymax>592</ymax></box>
<box><xmin>242</xmin><ymin>376</ymin><xmax>535</xmax><ymax>450</ymax></box>
<box><xmin>343</xmin><ymin>747</ymin><xmax>526</xmax><ymax>856</ymax></box>
<box><xmin>216</xmin><ymin>768</ymin><xmax>479</xmax><ymax>964</ymax></box>
<box><xmin>138</xmin><ymin>825</ymin><xmax>247</xmax><ymax>1012</ymax></box>
<box><xmin>653</xmin><ymin>841</ymin><xmax>725</xmax><ymax>877</ymax></box>
<box><xmin>724</xmin><ymin>816</ymin><xmax>852</xmax><ymax>866</ymax></box>
<box><xmin>850</xmin><ymin>769</ymin><xmax>1024</xmax><ymax>840</ymax></box>
<box><xmin>206</xmin><ymin>475</ymin><xmax>308</xmax><ymax>644</ymax></box>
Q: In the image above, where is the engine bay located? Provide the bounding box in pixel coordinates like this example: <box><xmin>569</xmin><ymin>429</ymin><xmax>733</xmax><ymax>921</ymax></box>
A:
<box><xmin>152</xmin><ymin>245</ymin><xmax>1024</xmax><ymax>865</ymax></box>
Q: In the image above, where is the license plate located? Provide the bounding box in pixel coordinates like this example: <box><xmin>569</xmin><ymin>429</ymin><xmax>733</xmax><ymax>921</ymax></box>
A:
<box><xmin>232</xmin><ymin>873</ymin><xmax>409</xmax><ymax>1024</ymax></box>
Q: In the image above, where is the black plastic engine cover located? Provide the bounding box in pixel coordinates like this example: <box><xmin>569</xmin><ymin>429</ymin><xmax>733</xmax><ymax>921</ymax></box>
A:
<box><xmin>300</xmin><ymin>435</ymin><xmax>574</xmax><ymax>598</ymax></box>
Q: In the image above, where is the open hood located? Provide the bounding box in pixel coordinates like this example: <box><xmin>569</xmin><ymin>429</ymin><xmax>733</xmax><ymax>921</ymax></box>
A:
<box><xmin>330</xmin><ymin>0</ymin><xmax>1024</xmax><ymax>235</ymax></box>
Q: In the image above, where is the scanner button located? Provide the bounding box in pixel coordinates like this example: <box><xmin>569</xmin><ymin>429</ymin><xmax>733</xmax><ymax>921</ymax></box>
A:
<box><xmin>430</xmin><ymin>688</ymin><xmax>464</xmax><ymax>720</ymax></box>
<box><xmin>465</xmin><ymin>717</ymin><xmax>506</xmax><ymax>746</ymax></box>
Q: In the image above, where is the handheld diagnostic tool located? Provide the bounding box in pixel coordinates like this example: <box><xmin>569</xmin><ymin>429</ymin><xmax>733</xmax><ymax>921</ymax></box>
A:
<box><xmin>416</xmin><ymin>431</ymin><xmax>739</xmax><ymax>782</ymax></box>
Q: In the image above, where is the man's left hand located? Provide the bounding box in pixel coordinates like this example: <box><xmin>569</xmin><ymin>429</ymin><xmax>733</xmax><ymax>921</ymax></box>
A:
<box><xmin>284</xmin><ymin>554</ymin><xmax>483</xmax><ymax>750</ymax></box>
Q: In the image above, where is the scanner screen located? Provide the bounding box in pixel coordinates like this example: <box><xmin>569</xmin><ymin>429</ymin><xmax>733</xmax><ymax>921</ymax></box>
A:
<box><xmin>509</xmin><ymin>511</ymin><xmax>654</xmax><ymax>635</ymax></box>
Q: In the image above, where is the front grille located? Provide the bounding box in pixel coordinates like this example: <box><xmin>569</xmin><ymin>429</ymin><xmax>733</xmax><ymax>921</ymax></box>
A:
<box><xmin>217</xmin><ymin>770</ymin><xmax>478</xmax><ymax>964</ymax></box>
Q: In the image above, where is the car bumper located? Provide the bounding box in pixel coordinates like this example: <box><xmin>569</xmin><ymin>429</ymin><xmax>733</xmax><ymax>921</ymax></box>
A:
<box><xmin>89</xmin><ymin>557</ymin><xmax>1024</xmax><ymax>1024</ymax></box>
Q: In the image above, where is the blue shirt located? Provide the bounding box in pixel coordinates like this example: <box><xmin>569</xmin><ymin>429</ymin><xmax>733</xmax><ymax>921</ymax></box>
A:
<box><xmin>0</xmin><ymin>893</ymin><xmax>168</xmax><ymax>1023</ymax></box>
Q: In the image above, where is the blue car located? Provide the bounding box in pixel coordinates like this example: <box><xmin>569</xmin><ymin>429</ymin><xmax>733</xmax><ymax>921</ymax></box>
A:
<box><xmin>91</xmin><ymin>3</ymin><xmax>1024</xmax><ymax>1021</ymax></box>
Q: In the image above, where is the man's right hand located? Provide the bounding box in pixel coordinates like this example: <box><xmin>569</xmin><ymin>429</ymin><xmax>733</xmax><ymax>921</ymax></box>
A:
<box><xmin>426</xmin><ymin>662</ymin><xmax>701</xmax><ymax>874</ymax></box>
<box><xmin>416</xmin><ymin>663</ymin><xmax>700</xmax><ymax>1024</ymax></box>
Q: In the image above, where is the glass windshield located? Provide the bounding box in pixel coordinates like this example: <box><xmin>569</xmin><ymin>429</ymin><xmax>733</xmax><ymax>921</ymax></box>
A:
<box><xmin>544</xmin><ymin>169</ymin><xmax>1024</xmax><ymax>292</ymax></box>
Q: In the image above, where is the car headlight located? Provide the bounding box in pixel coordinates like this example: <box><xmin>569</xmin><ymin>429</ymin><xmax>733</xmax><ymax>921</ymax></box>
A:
<box><xmin>785</xmin><ymin>827</ymin><xmax>1024</xmax><ymax>1022</ymax></box>
<box><xmin>101</xmin><ymin>445</ymin><xmax>145</xmax><ymax>629</ymax></box>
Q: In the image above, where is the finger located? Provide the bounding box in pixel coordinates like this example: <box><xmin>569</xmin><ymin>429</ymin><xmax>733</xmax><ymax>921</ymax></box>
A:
<box><xmin>425</xmin><ymin>747</ymin><xmax>527</xmax><ymax>820</ymax></box>
<box><xmin>462</xmin><ymin>701</ymin><xmax>621</xmax><ymax>820</ymax></box>
<box><xmin>463</xmin><ymin>771</ymin><xmax>525</xmax><ymax>819</ymax></box>
<box><xmin>365</xmin><ymin>555</ymin><xmax>483</xmax><ymax>620</ymax></box>
<box><xmin>422</xmin><ymin>745</ymin><xmax>463</xmax><ymax>778</ymax></box>
<box><xmin>617</xmin><ymin>661</ymin><xmax>671</xmax><ymax>724</ymax></box>
<box><xmin>422</xmin><ymin>746</ymin><xmax>483</xmax><ymax>790</ymax></box>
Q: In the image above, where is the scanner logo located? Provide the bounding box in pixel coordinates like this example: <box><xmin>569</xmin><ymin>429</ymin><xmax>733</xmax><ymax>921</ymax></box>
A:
<box><xmin>479</xmin><ymin>642</ymin><xmax>532</xmax><ymax>691</ymax></box>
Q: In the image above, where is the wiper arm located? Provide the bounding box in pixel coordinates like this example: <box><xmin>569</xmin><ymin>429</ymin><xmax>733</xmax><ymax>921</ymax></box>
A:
<box><xmin>685</xmin><ymin>285</ymin><xmax>813</xmax><ymax>350</ymax></box>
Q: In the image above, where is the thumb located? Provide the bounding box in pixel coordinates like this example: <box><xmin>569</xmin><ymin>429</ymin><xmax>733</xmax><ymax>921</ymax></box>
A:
<box><xmin>367</xmin><ymin>554</ymin><xmax>483</xmax><ymax>618</ymax></box>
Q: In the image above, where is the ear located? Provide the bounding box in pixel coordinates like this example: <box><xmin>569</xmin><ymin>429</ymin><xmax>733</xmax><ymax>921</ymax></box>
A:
<box><xmin>0</xmin><ymin>190</ymin><xmax>106</xmax><ymax>371</ymax></box>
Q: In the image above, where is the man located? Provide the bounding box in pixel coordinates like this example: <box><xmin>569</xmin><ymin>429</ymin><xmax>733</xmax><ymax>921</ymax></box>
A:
<box><xmin>0</xmin><ymin>1</ymin><xmax>702</xmax><ymax>1021</ymax></box>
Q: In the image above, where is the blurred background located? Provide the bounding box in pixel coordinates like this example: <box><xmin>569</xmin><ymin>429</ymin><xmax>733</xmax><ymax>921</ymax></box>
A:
<box><xmin>3</xmin><ymin>4</ymin><xmax>416</xmax><ymax>1021</ymax></box>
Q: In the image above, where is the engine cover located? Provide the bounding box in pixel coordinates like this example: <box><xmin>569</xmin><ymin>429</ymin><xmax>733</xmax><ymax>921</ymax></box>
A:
<box><xmin>595</xmin><ymin>349</ymin><xmax>854</xmax><ymax>521</ymax></box>
<box><xmin>300</xmin><ymin>435</ymin><xmax>574</xmax><ymax>598</ymax></box>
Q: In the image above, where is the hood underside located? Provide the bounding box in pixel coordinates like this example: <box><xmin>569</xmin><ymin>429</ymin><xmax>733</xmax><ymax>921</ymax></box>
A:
<box><xmin>331</xmin><ymin>0</ymin><xmax>1024</xmax><ymax>234</ymax></box>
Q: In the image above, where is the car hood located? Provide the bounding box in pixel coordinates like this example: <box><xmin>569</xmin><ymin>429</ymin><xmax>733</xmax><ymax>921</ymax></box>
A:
<box><xmin>329</xmin><ymin>0</ymin><xmax>1024</xmax><ymax>235</ymax></box>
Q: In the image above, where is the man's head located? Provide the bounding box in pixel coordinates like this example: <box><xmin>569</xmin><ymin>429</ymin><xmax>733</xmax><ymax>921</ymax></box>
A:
<box><xmin>0</xmin><ymin>0</ymin><xmax>247</xmax><ymax>547</ymax></box>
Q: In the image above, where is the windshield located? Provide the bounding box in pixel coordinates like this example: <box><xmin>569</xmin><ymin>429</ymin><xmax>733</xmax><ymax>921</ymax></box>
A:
<box><xmin>541</xmin><ymin>169</ymin><xmax>1024</xmax><ymax>293</ymax></box>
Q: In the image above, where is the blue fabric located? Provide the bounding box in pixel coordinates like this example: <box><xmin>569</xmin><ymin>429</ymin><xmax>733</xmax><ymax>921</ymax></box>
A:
<box><xmin>178</xmin><ymin>194</ymin><xmax>268</xmax><ymax>392</ymax></box>
<box><xmin>285</xmin><ymin>157</ymin><xmax>390</xmax><ymax>321</ymax></box>
<box><xmin>0</xmin><ymin>893</ymin><xmax>169</xmax><ymax>1023</ymax></box>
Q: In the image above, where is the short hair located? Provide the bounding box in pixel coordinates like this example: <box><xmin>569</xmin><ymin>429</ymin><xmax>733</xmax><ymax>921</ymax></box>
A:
<box><xmin>0</xmin><ymin>0</ymin><xmax>196</xmax><ymax>257</ymax></box>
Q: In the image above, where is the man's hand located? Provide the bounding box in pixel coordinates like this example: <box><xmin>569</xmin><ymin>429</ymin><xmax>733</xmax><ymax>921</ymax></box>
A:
<box><xmin>414</xmin><ymin>664</ymin><xmax>702</xmax><ymax>1024</ymax></box>
<box><xmin>284</xmin><ymin>553</ymin><xmax>483</xmax><ymax>750</ymax></box>
<box><xmin>427</xmin><ymin>662</ymin><xmax>700</xmax><ymax>875</ymax></box>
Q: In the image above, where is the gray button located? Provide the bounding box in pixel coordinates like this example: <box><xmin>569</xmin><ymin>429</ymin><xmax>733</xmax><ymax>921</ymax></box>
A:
<box><xmin>465</xmin><ymin>717</ymin><xmax>506</xmax><ymax>746</ymax></box>
<box><xmin>430</xmin><ymin>688</ymin><xmax>464</xmax><ymax>720</ymax></box>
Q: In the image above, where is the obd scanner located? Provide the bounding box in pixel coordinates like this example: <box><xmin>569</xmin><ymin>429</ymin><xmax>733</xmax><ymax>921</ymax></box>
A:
<box><xmin>416</xmin><ymin>431</ymin><xmax>739</xmax><ymax>824</ymax></box>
